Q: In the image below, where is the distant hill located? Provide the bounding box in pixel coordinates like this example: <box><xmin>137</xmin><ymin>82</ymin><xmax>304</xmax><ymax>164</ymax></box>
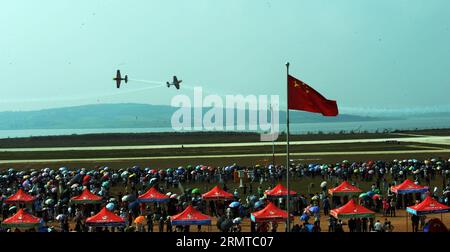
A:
<box><xmin>0</xmin><ymin>103</ymin><xmax>384</xmax><ymax>130</ymax></box>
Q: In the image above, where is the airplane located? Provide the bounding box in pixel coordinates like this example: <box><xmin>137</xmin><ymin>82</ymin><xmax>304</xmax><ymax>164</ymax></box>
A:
<box><xmin>113</xmin><ymin>70</ymin><xmax>128</xmax><ymax>88</ymax></box>
<box><xmin>166</xmin><ymin>76</ymin><xmax>182</xmax><ymax>89</ymax></box>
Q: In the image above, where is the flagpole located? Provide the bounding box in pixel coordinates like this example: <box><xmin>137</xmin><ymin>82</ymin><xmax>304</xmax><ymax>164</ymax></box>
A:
<box><xmin>271</xmin><ymin>104</ymin><xmax>275</xmax><ymax>167</ymax></box>
<box><xmin>285</xmin><ymin>62</ymin><xmax>291</xmax><ymax>232</ymax></box>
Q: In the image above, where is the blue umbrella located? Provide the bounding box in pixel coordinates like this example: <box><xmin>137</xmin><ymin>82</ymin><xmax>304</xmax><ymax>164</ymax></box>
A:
<box><xmin>254</xmin><ymin>201</ymin><xmax>264</xmax><ymax>209</ymax></box>
<box><xmin>106</xmin><ymin>203</ymin><xmax>115</xmax><ymax>211</ymax></box>
<box><xmin>300</xmin><ymin>214</ymin><xmax>309</xmax><ymax>222</ymax></box>
<box><xmin>229</xmin><ymin>201</ymin><xmax>240</xmax><ymax>208</ymax></box>
<box><xmin>366</xmin><ymin>191</ymin><xmax>375</xmax><ymax>197</ymax></box>
<box><xmin>248</xmin><ymin>195</ymin><xmax>258</xmax><ymax>202</ymax></box>
<box><xmin>309</xmin><ymin>206</ymin><xmax>320</xmax><ymax>214</ymax></box>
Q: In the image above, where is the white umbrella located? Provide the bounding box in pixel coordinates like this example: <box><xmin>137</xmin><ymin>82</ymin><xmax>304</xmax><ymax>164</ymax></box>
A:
<box><xmin>56</xmin><ymin>214</ymin><xmax>65</xmax><ymax>221</ymax></box>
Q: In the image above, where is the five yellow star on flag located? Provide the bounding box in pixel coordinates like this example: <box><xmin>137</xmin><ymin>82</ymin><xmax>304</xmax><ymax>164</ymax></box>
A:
<box><xmin>294</xmin><ymin>81</ymin><xmax>309</xmax><ymax>93</ymax></box>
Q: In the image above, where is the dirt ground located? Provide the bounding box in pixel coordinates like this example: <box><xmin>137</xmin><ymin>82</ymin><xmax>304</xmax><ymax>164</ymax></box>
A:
<box><xmin>46</xmin><ymin>209</ymin><xmax>449</xmax><ymax>233</ymax></box>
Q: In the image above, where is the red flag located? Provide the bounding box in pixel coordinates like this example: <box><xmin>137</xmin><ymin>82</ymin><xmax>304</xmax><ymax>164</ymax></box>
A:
<box><xmin>288</xmin><ymin>75</ymin><xmax>338</xmax><ymax>116</ymax></box>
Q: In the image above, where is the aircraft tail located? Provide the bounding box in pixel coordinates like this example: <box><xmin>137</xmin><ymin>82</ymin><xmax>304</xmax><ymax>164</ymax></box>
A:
<box><xmin>125</xmin><ymin>75</ymin><xmax>128</xmax><ymax>83</ymax></box>
<box><xmin>167</xmin><ymin>82</ymin><xmax>170</xmax><ymax>87</ymax></box>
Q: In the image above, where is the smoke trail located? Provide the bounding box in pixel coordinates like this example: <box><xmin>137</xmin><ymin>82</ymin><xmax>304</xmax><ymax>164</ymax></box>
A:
<box><xmin>128</xmin><ymin>79</ymin><xmax>165</xmax><ymax>85</ymax></box>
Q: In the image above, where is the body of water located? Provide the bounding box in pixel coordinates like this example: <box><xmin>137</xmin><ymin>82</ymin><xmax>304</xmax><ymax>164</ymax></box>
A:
<box><xmin>0</xmin><ymin>117</ymin><xmax>449</xmax><ymax>139</ymax></box>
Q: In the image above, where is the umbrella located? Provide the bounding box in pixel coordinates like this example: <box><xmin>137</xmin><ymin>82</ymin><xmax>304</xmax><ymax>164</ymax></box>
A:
<box><xmin>101</xmin><ymin>181</ymin><xmax>110</xmax><ymax>188</ymax></box>
<box><xmin>366</xmin><ymin>191</ymin><xmax>375</xmax><ymax>197</ymax></box>
<box><xmin>248</xmin><ymin>195</ymin><xmax>258</xmax><ymax>202</ymax></box>
<box><xmin>359</xmin><ymin>193</ymin><xmax>368</xmax><ymax>198</ymax></box>
<box><xmin>122</xmin><ymin>194</ymin><xmax>136</xmax><ymax>202</ymax></box>
<box><xmin>372</xmin><ymin>194</ymin><xmax>381</xmax><ymax>200</ymax></box>
<box><xmin>128</xmin><ymin>201</ymin><xmax>139</xmax><ymax>210</ymax></box>
<box><xmin>192</xmin><ymin>188</ymin><xmax>200</xmax><ymax>194</ymax></box>
<box><xmin>254</xmin><ymin>201</ymin><xmax>264</xmax><ymax>209</ymax></box>
<box><xmin>309</xmin><ymin>206</ymin><xmax>320</xmax><ymax>214</ymax></box>
<box><xmin>229</xmin><ymin>202</ymin><xmax>240</xmax><ymax>208</ymax></box>
<box><xmin>106</xmin><ymin>203</ymin><xmax>115</xmax><ymax>211</ymax></box>
<box><xmin>83</xmin><ymin>175</ymin><xmax>91</xmax><ymax>184</ymax></box>
<box><xmin>56</xmin><ymin>214</ymin><xmax>65</xmax><ymax>221</ymax></box>
<box><xmin>320</xmin><ymin>181</ymin><xmax>327</xmax><ymax>188</ymax></box>
<box><xmin>120</xmin><ymin>171</ymin><xmax>129</xmax><ymax>178</ymax></box>
<box><xmin>220</xmin><ymin>219</ymin><xmax>233</xmax><ymax>231</ymax></box>
<box><xmin>22</xmin><ymin>180</ymin><xmax>30</xmax><ymax>188</ymax></box>
<box><xmin>44</xmin><ymin>199</ymin><xmax>54</xmax><ymax>205</ymax></box>
<box><xmin>424</xmin><ymin>218</ymin><xmax>448</xmax><ymax>232</ymax></box>
<box><xmin>300</xmin><ymin>213</ymin><xmax>309</xmax><ymax>222</ymax></box>
<box><xmin>170</xmin><ymin>194</ymin><xmax>178</xmax><ymax>199</ymax></box>
<box><xmin>134</xmin><ymin>216</ymin><xmax>145</xmax><ymax>224</ymax></box>
<box><xmin>8</xmin><ymin>206</ymin><xmax>17</xmax><ymax>212</ymax></box>
<box><xmin>233</xmin><ymin>217</ymin><xmax>242</xmax><ymax>224</ymax></box>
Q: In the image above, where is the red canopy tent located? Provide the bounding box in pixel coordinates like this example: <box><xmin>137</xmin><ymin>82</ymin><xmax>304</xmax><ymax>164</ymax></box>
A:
<box><xmin>407</xmin><ymin>196</ymin><xmax>450</xmax><ymax>215</ymax></box>
<box><xmin>86</xmin><ymin>207</ymin><xmax>126</xmax><ymax>227</ymax></box>
<box><xmin>250</xmin><ymin>202</ymin><xmax>292</xmax><ymax>223</ymax></box>
<box><xmin>4</xmin><ymin>188</ymin><xmax>36</xmax><ymax>204</ymax></box>
<box><xmin>170</xmin><ymin>205</ymin><xmax>212</xmax><ymax>226</ymax></box>
<box><xmin>1</xmin><ymin>209</ymin><xmax>43</xmax><ymax>228</ymax></box>
<box><xmin>138</xmin><ymin>187</ymin><xmax>170</xmax><ymax>203</ymax></box>
<box><xmin>391</xmin><ymin>179</ymin><xmax>429</xmax><ymax>194</ymax></box>
<box><xmin>202</xmin><ymin>185</ymin><xmax>234</xmax><ymax>200</ymax></box>
<box><xmin>265</xmin><ymin>184</ymin><xmax>297</xmax><ymax>198</ymax></box>
<box><xmin>328</xmin><ymin>181</ymin><xmax>363</xmax><ymax>196</ymax></box>
<box><xmin>330</xmin><ymin>199</ymin><xmax>375</xmax><ymax>219</ymax></box>
<box><xmin>70</xmin><ymin>189</ymin><xmax>103</xmax><ymax>204</ymax></box>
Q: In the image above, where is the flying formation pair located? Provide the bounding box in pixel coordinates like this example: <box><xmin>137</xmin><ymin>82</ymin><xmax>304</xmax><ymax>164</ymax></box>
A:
<box><xmin>113</xmin><ymin>70</ymin><xmax>182</xmax><ymax>90</ymax></box>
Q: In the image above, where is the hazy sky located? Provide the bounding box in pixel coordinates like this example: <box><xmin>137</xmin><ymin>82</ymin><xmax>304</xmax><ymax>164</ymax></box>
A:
<box><xmin>1</xmin><ymin>0</ymin><xmax>449</xmax><ymax>112</ymax></box>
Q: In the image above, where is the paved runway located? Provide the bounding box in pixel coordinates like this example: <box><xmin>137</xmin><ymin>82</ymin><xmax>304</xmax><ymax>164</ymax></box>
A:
<box><xmin>0</xmin><ymin>136</ymin><xmax>449</xmax><ymax>152</ymax></box>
